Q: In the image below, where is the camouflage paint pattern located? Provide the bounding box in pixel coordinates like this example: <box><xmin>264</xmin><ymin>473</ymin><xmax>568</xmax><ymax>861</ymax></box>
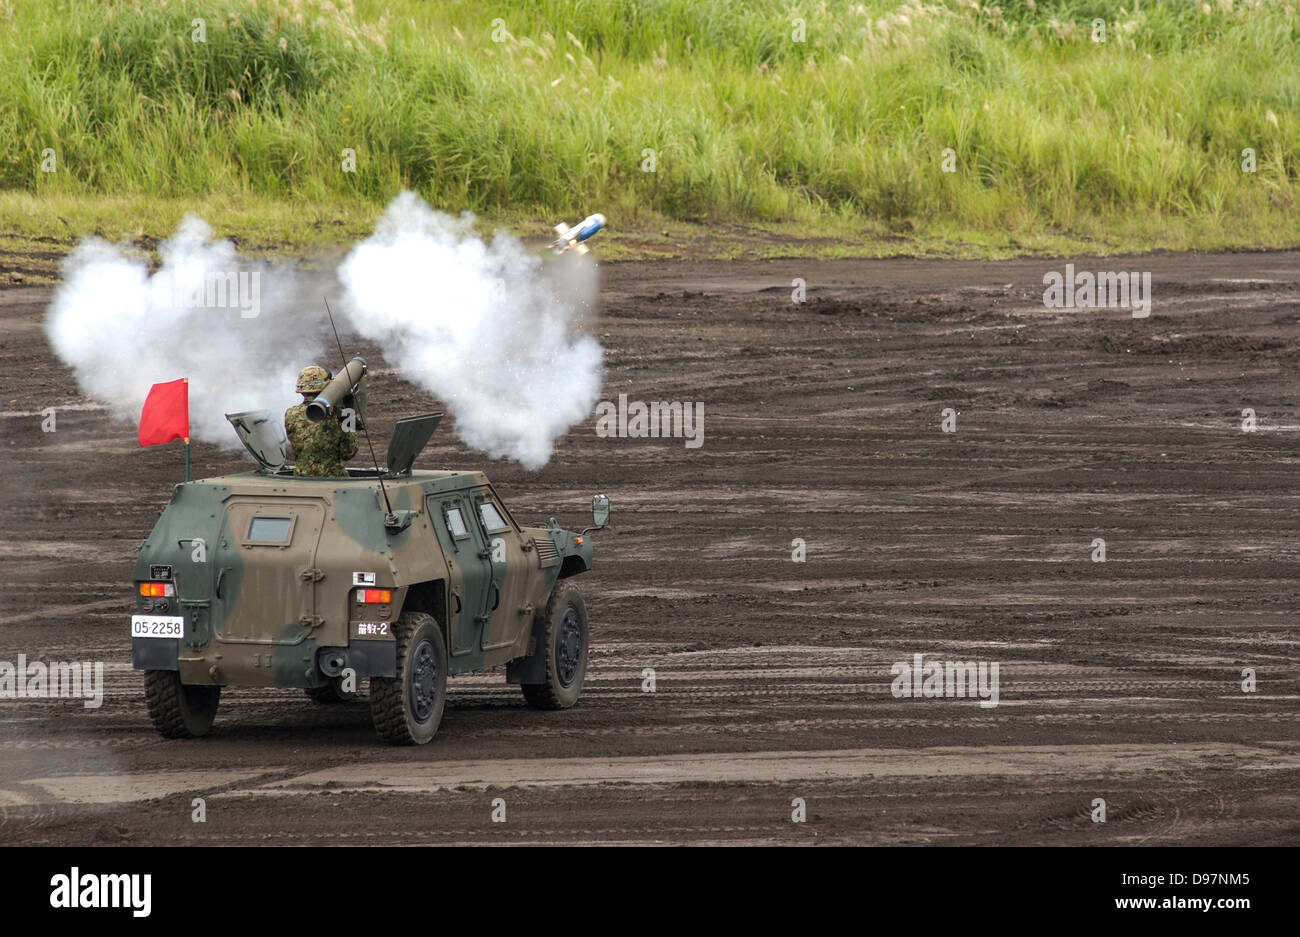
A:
<box><xmin>132</xmin><ymin>470</ymin><xmax>593</xmax><ymax>689</ymax></box>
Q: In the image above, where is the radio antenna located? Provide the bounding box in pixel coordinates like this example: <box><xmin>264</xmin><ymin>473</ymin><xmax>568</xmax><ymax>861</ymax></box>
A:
<box><xmin>323</xmin><ymin>297</ymin><xmax>393</xmax><ymax>518</ymax></box>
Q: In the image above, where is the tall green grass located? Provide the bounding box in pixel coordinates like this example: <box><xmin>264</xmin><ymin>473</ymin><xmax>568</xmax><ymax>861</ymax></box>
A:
<box><xmin>1</xmin><ymin>0</ymin><xmax>1297</xmax><ymax>248</ymax></box>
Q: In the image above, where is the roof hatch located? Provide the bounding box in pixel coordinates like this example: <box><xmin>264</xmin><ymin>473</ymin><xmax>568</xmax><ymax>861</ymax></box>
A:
<box><xmin>386</xmin><ymin>412</ymin><xmax>443</xmax><ymax>476</ymax></box>
<box><xmin>225</xmin><ymin>409</ymin><xmax>290</xmax><ymax>472</ymax></box>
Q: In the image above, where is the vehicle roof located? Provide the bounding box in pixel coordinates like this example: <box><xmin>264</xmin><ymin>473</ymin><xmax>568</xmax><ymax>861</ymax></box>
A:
<box><xmin>185</xmin><ymin>469</ymin><xmax>492</xmax><ymax>495</ymax></box>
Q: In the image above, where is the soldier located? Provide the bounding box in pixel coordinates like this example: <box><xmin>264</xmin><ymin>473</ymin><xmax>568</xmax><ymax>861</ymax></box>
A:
<box><xmin>285</xmin><ymin>365</ymin><xmax>357</xmax><ymax>477</ymax></box>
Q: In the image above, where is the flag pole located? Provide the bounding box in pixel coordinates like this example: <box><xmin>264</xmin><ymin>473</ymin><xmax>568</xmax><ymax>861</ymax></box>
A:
<box><xmin>183</xmin><ymin>378</ymin><xmax>190</xmax><ymax>483</ymax></box>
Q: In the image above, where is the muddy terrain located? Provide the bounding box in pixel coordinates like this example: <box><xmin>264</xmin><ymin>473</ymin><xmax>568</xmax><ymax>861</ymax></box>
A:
<box><xmin>0</xmin><ymin>251</ymin><xmax>1297</xmax><ymax>845</ymax></box>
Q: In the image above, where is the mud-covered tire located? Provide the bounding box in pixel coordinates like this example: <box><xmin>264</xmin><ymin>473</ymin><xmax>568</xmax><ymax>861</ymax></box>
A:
<box><xmin>144</xmin><ymin>670</ymin><xmax>220</xmax><ymax>739</ymax></box>
<box><xmin>304</xmin><ymin>677</ymin><xmax>363</xmax><ymax>704</ymax></box>
<box><xmin>522</xmin><ymin>582</ymin><xmax>588</xmax><ymax>710</ymax></box>
<box><xmin>369</xmin><ymin>613</ymin><xmax>447</xmax><ymax>745</ymax></box>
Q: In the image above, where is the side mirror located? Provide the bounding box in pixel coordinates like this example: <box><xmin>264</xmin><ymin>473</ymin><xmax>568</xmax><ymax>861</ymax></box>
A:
<box><xmin>591</xmin><ymin>493</ymin><xmax>610</xmax><ymax>529</ymax></box>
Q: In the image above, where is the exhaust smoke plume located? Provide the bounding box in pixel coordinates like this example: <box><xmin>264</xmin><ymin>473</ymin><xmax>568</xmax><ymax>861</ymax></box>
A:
<box><xmin>337</xmin><ymin>192</ymin><xmax>603</xmax><ymax>470</ymax></box>
<box><xmin>44</xmin><ymin>193</ymin><xmax>604</xmax><ymax>469</ymax></box>
<box><xmin>46</xmin><ymin>216</ymin><xmax>328</xmax><ymax>444</ymax></box>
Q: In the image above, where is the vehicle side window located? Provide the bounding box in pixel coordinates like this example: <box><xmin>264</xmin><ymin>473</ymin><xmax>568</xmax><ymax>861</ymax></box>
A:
<box><xmin>445</xmin><ymin>506</ymin><xmax>469</xmax><ymax>539</ymax></box>
<box><xmin>478</xmin><ymin>501</ymin><xmax>509</xmax><ymax>533</ymax></box>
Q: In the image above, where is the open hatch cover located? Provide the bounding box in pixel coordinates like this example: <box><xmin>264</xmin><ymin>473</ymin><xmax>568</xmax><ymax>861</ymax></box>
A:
<box><xmin>226</xmin><ymin>409</ymin><xmax>441</xmax><ymax>476</ymax></box>
<box><xmin>386</xmin><ymin>412</ymin><xmax>443</xmax><ymax>476</ymax></box>
<box><xmin>226</xmin><ymin>409</ymin><xmax>289</xmax><ymax>472</ymax></box>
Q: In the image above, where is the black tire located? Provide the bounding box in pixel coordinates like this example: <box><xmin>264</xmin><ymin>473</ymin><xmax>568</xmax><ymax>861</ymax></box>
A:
<box><xmin>144</xmin><ymin>670</ymin><xmax>220</xmax><ymax>739</ymax></box>
<box><xmin>522</xmin><ymin>582</ymin><xmax>588</xmax><ymax>710</ymax></box>
<box><xmin>369</xmin><ymin>612</ymin><xmax>447</xmax><ymax>745</ymax></box>
<box><xmin>304</xmin><ymin>676</ymin><xmax>364</xmax><ymax>704</ymax></box>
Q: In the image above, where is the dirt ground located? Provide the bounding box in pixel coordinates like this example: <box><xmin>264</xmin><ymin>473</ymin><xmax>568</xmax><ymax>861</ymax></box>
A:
<box><xmin>0</xmin><ymin>250</ymin><xmax>1297</xmax><ymax>845</ymax></box>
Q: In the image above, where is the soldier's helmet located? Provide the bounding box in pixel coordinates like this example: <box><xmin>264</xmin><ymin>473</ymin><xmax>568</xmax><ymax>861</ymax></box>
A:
<box><xmin>295</xmin><ymin>365</ymin><xmax>330</xmax><ymax>394</ymax></box>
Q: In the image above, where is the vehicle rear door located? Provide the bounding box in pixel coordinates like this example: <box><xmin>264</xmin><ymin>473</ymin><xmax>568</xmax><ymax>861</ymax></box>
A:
<box><xmin>216</xmin><ymin>498</ymin><xmax>326</xmax><ymax>643</ymax></box>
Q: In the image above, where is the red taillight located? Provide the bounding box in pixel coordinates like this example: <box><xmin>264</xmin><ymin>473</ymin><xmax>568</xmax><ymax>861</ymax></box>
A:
<box><xmin>138</xmin><ymin>582</ymin><xmax>174</xmax><ymax>597</ymax></box>
<box><xmin>358</xmin><ymin>588</ymin><xmax>392</xmax><ymax>604</ymax></box>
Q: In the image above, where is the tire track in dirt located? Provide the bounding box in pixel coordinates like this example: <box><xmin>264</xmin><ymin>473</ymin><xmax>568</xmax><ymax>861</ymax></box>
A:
<box><xmin>2</xmin><ymin>252</ymin><xmax>1300</xmax><ymax>843</ymax></box>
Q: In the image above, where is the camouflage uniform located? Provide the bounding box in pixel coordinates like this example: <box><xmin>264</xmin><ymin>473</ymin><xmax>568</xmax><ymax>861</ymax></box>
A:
<box><xmin>285</xmin><ymin>365</ymin><xmax>357</xmax><ymax>477</ymax></box>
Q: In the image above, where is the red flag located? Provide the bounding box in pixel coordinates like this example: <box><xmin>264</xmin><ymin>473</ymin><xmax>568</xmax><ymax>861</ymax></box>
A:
<box><xmin>138</xmin><ymin>379</ymin><xmax>190</xmax><ymax>447</ymax></box>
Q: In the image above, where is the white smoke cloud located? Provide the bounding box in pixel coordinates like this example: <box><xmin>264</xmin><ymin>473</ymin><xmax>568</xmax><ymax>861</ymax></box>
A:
<box><xmin>45</xmin><ymin>215</ymin><xmax>327</xmax><ymax>445</ymax></box>
<box><xmin>44</xmin><ymin>193</ymin><xmax>603</xmax><ymax>469</ymax></box>
<box><xmin>337</xmin><ymin>192</ymin><xmax>603</xmax><ymax>470</ymax></box>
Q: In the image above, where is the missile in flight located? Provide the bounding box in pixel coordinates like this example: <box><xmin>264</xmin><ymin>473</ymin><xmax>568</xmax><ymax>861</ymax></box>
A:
<box><xmin>551</xmin><ymin>213</ymin><xmax>606</xmax><ymax>254</ymax></box>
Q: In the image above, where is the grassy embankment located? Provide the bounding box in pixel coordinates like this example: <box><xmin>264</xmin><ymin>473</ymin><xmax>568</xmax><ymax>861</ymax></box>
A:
<box><xmin>1</xmin><ymin>0</ymin><xmax>1297</xmax><ymax>276</ymax></box>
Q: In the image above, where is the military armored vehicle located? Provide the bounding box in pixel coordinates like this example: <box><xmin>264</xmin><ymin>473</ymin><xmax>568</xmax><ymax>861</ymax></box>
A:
<box><xmin>130</xmin><ymin>389</ymin><xmax>608</xmax><ymax>745</ymax></box>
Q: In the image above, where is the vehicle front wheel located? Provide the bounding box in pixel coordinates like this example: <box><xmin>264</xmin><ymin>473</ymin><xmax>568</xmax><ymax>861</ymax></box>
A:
<box><xmin>369</xmin><ymin>613</ymin><xmax>447</xmax><ymax>745</ymax></box>
<box><xmin>521</xmin><ymin>582</ymin><xmax>588</xmax><ymax>710</ymax></box>
<box><xmin>144</xmin><ymin>670</ymin><xmax>220</xmax><ymax>738</ymax></box>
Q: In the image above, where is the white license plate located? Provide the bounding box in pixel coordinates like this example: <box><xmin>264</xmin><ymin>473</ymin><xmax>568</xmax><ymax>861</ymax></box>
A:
<box><xmin>131</xmin><ymin>615</ymin><xmax>184</xmax><ymax>639</ymax></box>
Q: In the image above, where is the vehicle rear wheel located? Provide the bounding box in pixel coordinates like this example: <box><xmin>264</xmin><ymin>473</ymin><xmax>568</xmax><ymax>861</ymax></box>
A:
<box><xmin>521</xmin><ymin>582</ymin><xmax>588</xmax><ymax>710</ymax></box>
<box><xmin>144</xmin><ymin>670</ymin><xmax>220</xmax><ymax>738</ymax></box>
<box><xmin>369</xmin><ymin>613</ymin><xmax>447</xmax><ymax>745</ymax></box>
